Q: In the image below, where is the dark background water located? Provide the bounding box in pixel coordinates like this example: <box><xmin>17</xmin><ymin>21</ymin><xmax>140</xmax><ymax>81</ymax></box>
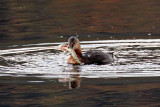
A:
<box><xmin>1</xmin><ymin>77</ymin><xmax>160</xmax><ymax>106</ymax></box>
<box><xmin>1</xmin><ymin>0</ymin><xmax>160</xmax><ymax>43</ymax></box>
<box><xmin>1</xmin><ymin>0</ymin><xmax>160</xmax><ymax>107</ymax></box>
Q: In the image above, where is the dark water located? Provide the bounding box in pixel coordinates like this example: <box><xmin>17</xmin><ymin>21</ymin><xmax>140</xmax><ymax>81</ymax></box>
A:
<box><xmin>1</xmin><ymin>77</ymin><xmax>160</xmax><ymax>107</ymax></box>
<box><xmin>0</xmin><ymin>0</ymin><xmax>160</xmax><ymax>107</ymax></box>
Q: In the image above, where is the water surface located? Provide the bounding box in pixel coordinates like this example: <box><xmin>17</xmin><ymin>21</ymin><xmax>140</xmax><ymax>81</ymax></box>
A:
<box><xmin>0</xmin><ymin>38</ymin><xmax>160</xmax><ymax>106</ymax></box>
<box><xmin>1</xmin><ymin>0</ymin><xmax>160</xmax><ymax>106</ymax></box>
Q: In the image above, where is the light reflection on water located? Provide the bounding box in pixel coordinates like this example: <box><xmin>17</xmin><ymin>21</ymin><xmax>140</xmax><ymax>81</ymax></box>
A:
<box><xmin>1</xmin><ymin>0</ymin><xmax>160</xmax><ymax>106</ymax></box>
<box><xmin>0</xmin><ymin>39</ymin><xmax>160</xmax><ymax>79</ymax></box>
<box><xmin>0</xmin><ymin>39</ymin><xmax>160</xmax><ymax>106</ymax></box>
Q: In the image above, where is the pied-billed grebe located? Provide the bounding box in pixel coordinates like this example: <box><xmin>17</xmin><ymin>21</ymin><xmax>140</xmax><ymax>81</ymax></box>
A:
<box><xmin>61</xmin><ymin>36</ymin><xmax>114</xmax><ymax>65</ymax></box>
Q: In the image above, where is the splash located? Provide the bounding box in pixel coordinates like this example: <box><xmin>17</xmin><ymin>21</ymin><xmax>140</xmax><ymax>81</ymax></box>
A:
<box><xmin>0</xmin><ymin>39</ymin><xmax>160</xmax><ymax>79</ymax></box>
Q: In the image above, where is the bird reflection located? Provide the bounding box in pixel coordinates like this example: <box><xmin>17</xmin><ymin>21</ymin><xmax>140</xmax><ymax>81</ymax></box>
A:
<box><xmin>58</xmin><ymin>65</ymin><xmax>81</xmax><ymax>89</ymax></box>
<box><xmin>68</xmin><ymin>76</ymin><xmax>81</xmax><ymax>89</ymax></box>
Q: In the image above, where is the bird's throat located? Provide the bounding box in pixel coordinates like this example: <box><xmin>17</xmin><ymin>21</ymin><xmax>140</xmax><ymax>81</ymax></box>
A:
<box><xmin>68</xmin><ymin>49</ymin><xmax>82</xmax><ymax>64</ymax></box>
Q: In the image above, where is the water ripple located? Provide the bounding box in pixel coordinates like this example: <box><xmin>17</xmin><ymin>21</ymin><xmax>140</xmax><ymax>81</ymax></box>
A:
<box><xmin>0</xmin><ymin>39</ymin><xmax>160</xmax><ymax>79</ymax></box>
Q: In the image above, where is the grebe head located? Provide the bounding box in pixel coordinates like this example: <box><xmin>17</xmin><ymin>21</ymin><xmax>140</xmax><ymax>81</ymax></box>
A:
<box><xmin>67</xmin><ymin>36</ymin><xmax>82</xmax><ymax>64</ymax></box>
<box><xmin>60</xmin><ymin>36</ymin><xmax>82</xmax><ymax>64</ymax></box>
<box><xmin>68</xmin><ymin>36</ymin><xmax>80</xmax><ymax>50</ymax></box>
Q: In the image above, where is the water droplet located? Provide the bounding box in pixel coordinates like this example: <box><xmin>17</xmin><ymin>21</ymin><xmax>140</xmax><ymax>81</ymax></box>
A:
<box><xmin>88</xmin><ymin>54</ymin><xmax>91</xmax><ymax>57</ymax></box>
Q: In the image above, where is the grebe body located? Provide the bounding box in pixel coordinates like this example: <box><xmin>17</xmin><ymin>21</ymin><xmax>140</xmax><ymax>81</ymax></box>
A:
<box><xmin>61</xmin><ymin>36</ymin><xmax>114</xmax><ymax>65</ymax></box>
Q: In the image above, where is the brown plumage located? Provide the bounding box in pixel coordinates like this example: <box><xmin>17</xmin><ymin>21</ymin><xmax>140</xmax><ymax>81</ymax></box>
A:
<box><xmin>64</xmin><ymin>36</ymin><xmax>114</xmax><ymax>65</ymax></box>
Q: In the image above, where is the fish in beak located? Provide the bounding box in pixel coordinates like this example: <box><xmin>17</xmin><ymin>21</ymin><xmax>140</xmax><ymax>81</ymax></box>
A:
<box><xmin>61</xmin><ymin>44</ymin><xmax>81</xmax><ymax>64</ymax></box>
<box><xmin>67</xmin><ymin>48</ymin><xmax>81</xmax><ymax>64</ymax></box>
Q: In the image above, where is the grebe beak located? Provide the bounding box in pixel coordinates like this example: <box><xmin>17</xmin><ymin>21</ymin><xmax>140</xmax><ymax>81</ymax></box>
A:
<box><xmin>67</xmin><ymin>43</ymin><xmax>74</xmax><ymax>49</ymax></box>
